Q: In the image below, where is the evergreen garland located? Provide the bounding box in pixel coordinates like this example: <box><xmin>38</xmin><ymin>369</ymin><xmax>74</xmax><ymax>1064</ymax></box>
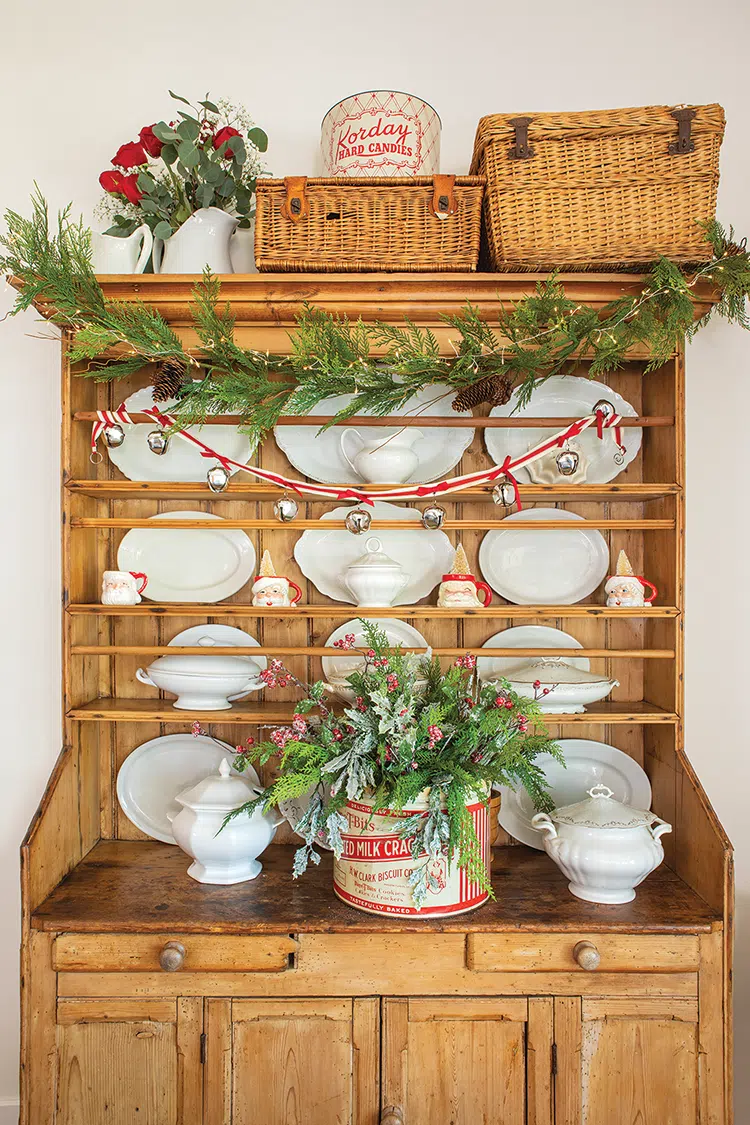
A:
<box><xmin>2</xmin><ymin>192</ymin><xmax>750</xmax><ymax>446</ymax></box>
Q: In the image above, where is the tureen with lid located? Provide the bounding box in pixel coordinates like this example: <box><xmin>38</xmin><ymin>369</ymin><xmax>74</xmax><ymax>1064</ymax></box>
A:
<box><xmin>531</xmin><ymin>784</ymin><xmax>671</xmax><ymax>903</ymax></box>
<box><xmin>167</xmin><ymin>759</ymin><xmax>283</xmax><ymax>884</ymax></box>
<box><xmin>136</xmin><ymin>648</ymin><xmax>262</xmax><ymax>710</ymax></box>
<box><xmin>505</xmin><ymin>656</ymin><xmax>619</xmax><ymax>713</ymax></box>
<box><xmin>344</xmin><ymin>536</ymin><xmax>409</xmax><ymax>606</ymax></box>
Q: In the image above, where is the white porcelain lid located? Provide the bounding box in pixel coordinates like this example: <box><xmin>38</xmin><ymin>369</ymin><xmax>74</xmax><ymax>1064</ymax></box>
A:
<box><xmin>176</xmin><ymin>758</ymin><xmax>258</xmax><ymax>811</ymax></box>
<box><xmin>348</xmin><ymin>536</ymin><xmax>403</xmax><ymax>571</ymax></box>
<box><xmin>552</xmin><ymin>784</ymin><xmax>655</xmax><ymax>829</ymax></box>
<box><xmin>506</xmin><ymin>657</ymin><xmax>615</xmax><ymax>687</ymax></box>
<box><xmin>149</xmin><ymin>652</ymin><xmax>260</xmax><ymax>678</ymax></box>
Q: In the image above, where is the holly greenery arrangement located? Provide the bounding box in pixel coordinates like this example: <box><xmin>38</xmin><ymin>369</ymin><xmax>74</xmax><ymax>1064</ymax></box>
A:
<box><xmin>228</xmin><ymin>622</ymin><xmax>559</xmax><ymax>908</ymax></box>
<box><xmin>97</xmin><ymin>90</ymin><xmax>268</xmax><ymax>240</ymax></box>
<box><xmin>3</xmin><ymin>194</ymin><xmax>750</xmax><ymax>444</ymax></box>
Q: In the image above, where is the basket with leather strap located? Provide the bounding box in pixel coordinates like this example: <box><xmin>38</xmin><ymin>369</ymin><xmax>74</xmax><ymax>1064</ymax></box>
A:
<box><xmin>254</xmin><ymin>175</ymin><xmax>485</xmax><ymax>272</ymax></box>
<box><xmin>470</xmin><ymin>104</ymin><xmax>725</xmax><ymax>271</ymax></box>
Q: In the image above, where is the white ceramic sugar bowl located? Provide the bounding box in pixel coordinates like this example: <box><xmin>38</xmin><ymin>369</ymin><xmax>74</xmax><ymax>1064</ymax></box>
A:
<box><xmin>531</xmin><ymin>784</ymin><xmax>672</xmax><ymax>904</ymax></box>
<box><xmin>168</xmin><ymin>759</ymin><xmax>284</xmax><ymax>884</ymax></box>
<box><xmin>344</xmin><ymin>536</ymin><xmax>409</xmax><ymax>606</ymax></box>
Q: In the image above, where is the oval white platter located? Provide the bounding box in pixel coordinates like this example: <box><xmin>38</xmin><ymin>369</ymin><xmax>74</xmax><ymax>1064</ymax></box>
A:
<box><xmin>486</xmin><ymin>375</ymin><xmax>641</xmax><ymax>484</ymax></box>
<box><xmin>274</xmin><ymin>384</ymin><xmax>474</xmax><ymax>484</ymax></box>
<box><xmin>118</xmin><ymin>512</ymin><xmax>256</xmax><ymax>603</ymax></box>
<box><xmin>477</xmin><ymin>625</ymin><xmax>589</xmax><ymax>683</ymax></box>
<box><xmin>478</xmin><ymin>508</ymin><xmax>609</xmax><ymax>605</ymax></box>
<box><xmin>322</xmin><ymin>618</ymin><xmax>429</xmax><ymax>682</ymax></box>
<box><xmin>168</xmin><ymin>624</ymin><xmax>267</xmax><ymax>690</ymax></box>
<box><xmin>116</xmin><ymin>733</ymin><xmax>260</xmax><ymax>844</ymax></box>
<box><xmin>294</xmin><ymin>501</ymin><xmax>454</xmax><ymax>605</ymax></box>
<box><xmin>106</xmin><ymin>386</ymin><xmax>254</xmax><ymax>482</ymax></box>
<box><xmin>496</xmin><ymin>739</ymin><xmax>652</xmax><ymax>850</ymax></box>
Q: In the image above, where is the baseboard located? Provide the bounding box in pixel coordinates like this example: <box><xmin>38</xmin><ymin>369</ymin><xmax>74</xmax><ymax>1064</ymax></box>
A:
<box><xmin>0</xmin><ymin>1100</ymin><xmax>18</xmax><ymax>1124</ymax></box>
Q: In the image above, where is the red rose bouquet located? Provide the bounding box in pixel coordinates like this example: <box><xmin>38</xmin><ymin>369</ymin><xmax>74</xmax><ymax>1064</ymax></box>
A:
<box><xmin>96</xmin><ymin>90</ymin><xmax>268</xmax><ymax>240</ymax></box>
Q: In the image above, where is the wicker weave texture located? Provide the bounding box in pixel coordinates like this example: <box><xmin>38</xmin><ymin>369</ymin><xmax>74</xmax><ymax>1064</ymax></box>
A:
<box><xmin>255</xmin><ymin>177</ymin><xmax>485</xmax><ymax>272</ymax></box>
<box><xmin>470</xmin><ymin>104</ymin><xmax>725</xmax><ymax>271</ymax></box>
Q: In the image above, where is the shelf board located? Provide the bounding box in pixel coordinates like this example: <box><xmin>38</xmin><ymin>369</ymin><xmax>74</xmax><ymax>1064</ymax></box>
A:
<box><xmin>71</xmin><ymin>412</ymin><xmax>668</xmax><ymax>429</ymax></box>
<box><xmin>66</xmin><ymin>480</ymin><xmax>681</xmax><ymax>504</ymax></box>
<box><xmin>67</xmin><ymin>603</ymin><xmax>681</xmax><ymax>619</ymax></box>
<box><xmin>71</xmin><ymin>516</ymin><xmax>675</xmax><ymax>530</ymax></box>
<box><xmin>67</xmin><ymin>698</ymin><xmax>678</xmax><ymax>724</ymax></box>
<box><xmin>71</xmin><ymin>645</ymin><xmax>673</xmax><ymax>658</ymax></box>
<box><xmin>31</xmin><ymin>841</ymin><xmax>717</xmax><ymax>934</ymax></box>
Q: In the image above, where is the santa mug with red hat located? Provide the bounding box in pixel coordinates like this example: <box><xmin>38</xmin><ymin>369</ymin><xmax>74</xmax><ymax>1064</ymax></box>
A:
<box><xmin>437</xmin><ymin>544</ymin><xmax>492</xmax><ymax>608</ymax></box>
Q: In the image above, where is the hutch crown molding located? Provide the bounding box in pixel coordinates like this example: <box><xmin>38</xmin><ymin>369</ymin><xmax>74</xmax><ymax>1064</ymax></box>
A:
<box><xmin>21</xmin><ymin>273</ymin><xmax>732</xmax><ymax>1125</ymax></box>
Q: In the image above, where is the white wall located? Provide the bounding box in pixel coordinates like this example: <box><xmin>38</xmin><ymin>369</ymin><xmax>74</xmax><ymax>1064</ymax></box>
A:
<box><xmin>3</xmin><ymin>0</ymin><xmax>749</xmax><ymax>1114</ymax></box>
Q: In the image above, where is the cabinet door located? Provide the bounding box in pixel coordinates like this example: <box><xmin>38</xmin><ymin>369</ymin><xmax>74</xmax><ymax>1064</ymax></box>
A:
<box><xmin>382</xmin><ymin>996</ymin><xmax>553</xmax><ymax>1125</ymax></box>
<box><xmin>56</xmin><ymin>998</ymin><xmax>202</xmax><ymax>1125</ymax></box>
<box><xmin>205</xmin><ymin>997</ymin><xmax>380</xmax><ymax>1125</ymax></box>
<box><xmin>555</xmin><ymin>996</ymin><xmax>700</xmax><ymax>1125</ymax></box>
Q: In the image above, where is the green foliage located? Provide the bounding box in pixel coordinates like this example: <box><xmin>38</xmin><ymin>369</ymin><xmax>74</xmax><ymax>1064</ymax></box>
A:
<box><xmin>4</xmin><ymin>193</ymin><xmax>750</xmax><ymax>452</ymax></box>
<box><xmin>229</xmin><ymin>621</ymin><xmax>561</xmax><ymax>909</ymax></box>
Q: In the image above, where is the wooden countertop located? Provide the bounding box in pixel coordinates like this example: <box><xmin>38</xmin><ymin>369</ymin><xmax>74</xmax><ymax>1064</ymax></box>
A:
<box><xmin>32</xmin><ymin>842</ymin><xmax>720</xmax><ymax>935</ymax></box>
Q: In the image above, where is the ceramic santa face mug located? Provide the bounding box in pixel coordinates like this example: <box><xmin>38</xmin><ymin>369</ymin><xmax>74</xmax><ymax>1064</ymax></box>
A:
<box><xmin>101</xmin><ymin>570</ymin><xmax>148</xmax><ymax>606</ymax></box>
<box><xmin>437</xmin><ymin>572</ymin><xmax>492</xmax><ymax>608</ymax></box>
<box><xmin>251</xmin><ymin>574</ymin><xmax>302</xmax><ymax>607</ymax></box>
<box><xmin>604</xmin><ymin>574</ymin><xmax>657</xmax><ymax>607</ymax></box>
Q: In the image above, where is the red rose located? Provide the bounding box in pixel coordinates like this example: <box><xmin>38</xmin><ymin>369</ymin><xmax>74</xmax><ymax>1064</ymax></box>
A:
<box><xmin>139</xmin><ymin>124</ymin><xmax>163</xmax><ymax>158</ymax></box>
<box><xmin>112</xmin><ymin>141</ymin><xmax>147</xmax><ymax>169</ymax></box>
<box><xmin>213</xmin><ymin>126</ymin><xmax>241</xmax><ymax>156</ymax></box>
<box><xmin>120</xmin><ymin>174</ymin><xmax>143</xmax><ymax>204</ymax></box>
<box><xmin>99</xmin><ymin>169</ymin><xmax>126</xmax><ymax>195</ymax></box>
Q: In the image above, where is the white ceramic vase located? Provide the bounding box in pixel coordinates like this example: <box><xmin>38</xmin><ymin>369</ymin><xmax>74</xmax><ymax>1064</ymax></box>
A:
<box><xmin>152</xmin><ymin>207</ymin><xmax>239</xmax><ymax>273</ymax></box>
<box><xmin>91</xmin><ymin>226</ymin><xmax>153</xmax><ymax>273</ymax></box>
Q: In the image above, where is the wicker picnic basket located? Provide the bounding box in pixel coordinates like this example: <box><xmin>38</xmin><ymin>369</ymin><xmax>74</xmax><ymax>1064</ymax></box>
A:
<box><xmin>254</xmin><ymin>175</ymin><xmax>485</xmax><ymax>272</ymax></box>
<box><xmin>470</xmin><ymin>104</ymin><xmax>725</xmax><ymax>271</ymax></box>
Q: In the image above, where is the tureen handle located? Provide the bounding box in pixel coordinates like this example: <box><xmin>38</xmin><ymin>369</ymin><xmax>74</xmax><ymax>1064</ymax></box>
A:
<box><xmin>531</xmin><ymin>812</ymin><xmax>557</xmax><ymax>838</ymax></box>
<box><xmin>136</xmin><ymin>667</ymin><xmax>157</xmax><ymax>688</ymax></box>
<box><xmin>650</xmin><ymin>817</ymin><xmax>673</xmax><ymax>840</ymax></box>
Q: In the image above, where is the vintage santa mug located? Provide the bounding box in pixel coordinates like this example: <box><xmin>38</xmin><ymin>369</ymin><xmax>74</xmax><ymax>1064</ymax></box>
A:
<box><xmin>251</xmin><ymin>574</ymin><xmax>302</xmax><ymax>607</ymax></box>
<box><xmin>438</xmin><ymin>571</ymin><xmax>492</xmax><ymax>608</ymax></box>
<box><xmin>101</xmin><ymin>570</ymin><xmax>148</xmax><ymax>606</ymax></box>
<box><xmin>605</xmin><ymin>550</ymin><xmax>657</xmax><ymax>607</ymax></box>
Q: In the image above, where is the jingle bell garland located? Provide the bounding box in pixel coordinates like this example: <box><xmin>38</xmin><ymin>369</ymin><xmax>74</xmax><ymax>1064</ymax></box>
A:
<box><xmin>3</xmin><ymin>192</ymin><xmax>750</xmax><ymax>444</ymax></box>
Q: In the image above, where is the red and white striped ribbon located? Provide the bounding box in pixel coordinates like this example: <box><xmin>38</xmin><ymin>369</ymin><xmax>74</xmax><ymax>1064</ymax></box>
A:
<box><xmin>90</xmin><ymin>405</ymin><xmax>136</xmax><ymax>456</ymax></box>
<box><xmin>91</xmin><ymin>403</ymin><xmax>624</xmax><ymax>506</ymax></box>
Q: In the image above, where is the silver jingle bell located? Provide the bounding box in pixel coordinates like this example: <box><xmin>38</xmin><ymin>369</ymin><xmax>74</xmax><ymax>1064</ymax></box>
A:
<box><xmin>206</xmin><ymin>464</ymin><xmax>230</xmax><ymax>493</ymax></box>
<box><xmin>344</xmin><ymin>507</ymin><xmax>372</xmax><ymax>535</ymax></box>
<box><xmin>147</xmin><ymin>429</ymin><xmax>170</xmax><ymax>456</ymax></box>
<box><xmin>556</xmin><ymin>446</ymin><xmax>581</xmax><ymax>477</ymax></box>
<box><xmin>102</xmin><ymin>422</ymin><xmax>125</xmax><ymax>449</ymax></box>
<box><xmin>492</xmin><ymin>480</ymin><xmax>516</xmax><ymax>507</ymax></box>
<box><xmin>274</xmin><ymin>495</ymin><xmax>299</xmax><ymax>523</ymax></box>
<box><xmin>593</xmin><ymin>398</ymin><xmax>616</xmax><ymax>422</ymax></box>
<box><xmin>422</xmin><ymin>504</ymin><xmax>447</xmax><ymax>530</ymax></box>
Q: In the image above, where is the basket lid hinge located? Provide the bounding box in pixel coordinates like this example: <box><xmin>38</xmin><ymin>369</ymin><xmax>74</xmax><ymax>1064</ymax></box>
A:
<box><xmin>282</xmin><ymin>176</ymin><xmax>310</xmax><ymax>223</ymax></box>
<box><xmin>669</xmin><ymin>107</ymin><xmax>697</xmax><ymax>155</ymax></box>
<box><xmin>432</xmin><ymin>174</ymin><xmax>457</xmax><ymax>219</ymax></box>
<box><xmin>508</xmin><ymin>117</ymin><xmax>535</xmax><ymax>160</ymax></box>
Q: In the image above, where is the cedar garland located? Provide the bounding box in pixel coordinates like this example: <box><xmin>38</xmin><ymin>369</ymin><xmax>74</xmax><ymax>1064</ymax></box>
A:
<box><xmin>2</xmin><ymin>192</ymin><xmax>750</xmax><ymax>445</ymax></box>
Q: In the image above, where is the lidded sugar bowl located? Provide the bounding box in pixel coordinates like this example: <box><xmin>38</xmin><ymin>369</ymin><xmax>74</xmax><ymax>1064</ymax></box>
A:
<box><xmin>531</xmin><ymin>784</ymin><xmax>672</xmax><ymax>904</ymax></box>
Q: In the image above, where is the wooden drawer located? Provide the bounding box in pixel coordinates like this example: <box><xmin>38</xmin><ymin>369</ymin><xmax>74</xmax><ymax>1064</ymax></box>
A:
<box><xmin>466</xmin><ymin>933</ymin><xmax>700</xmax><ymax>973</ymax></box>
<box><xmin>53</xmin><ymin>933</ymin><xmax>298</xmax><ymax>973</ymax></box>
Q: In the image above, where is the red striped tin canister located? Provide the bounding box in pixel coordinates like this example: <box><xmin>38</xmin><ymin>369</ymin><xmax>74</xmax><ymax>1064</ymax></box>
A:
<box><xmin>333</xmin><ymin>791</ymin><xmax>491</xmax><ymax>917</ymax></box>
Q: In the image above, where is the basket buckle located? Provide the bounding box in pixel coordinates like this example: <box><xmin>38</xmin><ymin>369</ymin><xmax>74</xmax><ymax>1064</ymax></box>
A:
<box><xmin>669</xmin><ymin>108</ymin><xmax>696</xmax><ymax>155</ymax></box>
<box><xmin>282</xmin><ymin>176</ymin><xmax>310</xmax><ymax>223</ymax></box>
<box><xmin>432</xmin><ymin>175</ymin><xmax>457</xmax><ymax>219</ymax></box>
<box><xmin>509</xmin><ymin>117</ymin><xmax>534</xmax><ymax>161</ymax></box>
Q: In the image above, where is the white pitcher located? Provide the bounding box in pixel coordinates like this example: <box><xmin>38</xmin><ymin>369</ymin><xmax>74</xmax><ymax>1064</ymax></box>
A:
<box><xmin>152</xmin><ymin>207</ymin><xmax>239</xmax><ymax>274</ymax></box>
<box><xmin>340</xmin><ymin>428</ymin><xmax>424</xmax><ymax>483</ymax></box>
<box><xmin>91</xmin><ymin>225</ymin><xmax>153</xmax><ymax>273</ymax></box>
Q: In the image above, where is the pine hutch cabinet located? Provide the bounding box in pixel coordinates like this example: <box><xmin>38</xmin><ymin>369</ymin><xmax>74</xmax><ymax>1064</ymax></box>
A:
<box><xmin>20</xmin><ymin>273</ymin><xmax>732</xmax><ymax>1124</ymax></box>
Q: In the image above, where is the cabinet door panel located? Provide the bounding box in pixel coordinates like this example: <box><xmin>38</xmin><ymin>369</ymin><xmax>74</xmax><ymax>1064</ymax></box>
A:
<box><xmin>56</xmin><ymin>997</ymin><xmax>201</xmax><ymax>1125</ymax></box>
<box><xmin>210</xmin><ymin>997</ymin><xmax>379</xmax><ymax>1125</ymax></box>
<box><xmin>383</xmin><ymin>996</ymin><xmax>552</xmax><ymax>1125</ymax></box>
<box><xmin>556</xmin><ymin>996</ymin><xmax>700</xmax><ymax>1125</ymax></box>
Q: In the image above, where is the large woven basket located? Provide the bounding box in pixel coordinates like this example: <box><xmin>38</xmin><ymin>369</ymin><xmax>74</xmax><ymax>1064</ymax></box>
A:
<box><xmin>254</xmin><ymin>175</ymin><xmax>484</xmax><ymax>272</ymax></box>
<box><xmin>470</xmin><ymin>104</ymin><xmax>725</xmax><ymax>271</ymax></box>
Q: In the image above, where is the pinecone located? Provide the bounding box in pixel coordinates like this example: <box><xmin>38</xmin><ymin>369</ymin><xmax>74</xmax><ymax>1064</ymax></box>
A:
<box><xmin>452</xmin><ymin>373</ymin><xmax>513</xmax><ymax>413</ymax></box>
<box><xmin>151</xmin><ymin>358</ymin><xmax>187</xmax><ymax>403</ymax></box>
<box><xmin>723</xmin><ymin>238</ymin><xmax>747</xmax><ymax>257</ymax></box>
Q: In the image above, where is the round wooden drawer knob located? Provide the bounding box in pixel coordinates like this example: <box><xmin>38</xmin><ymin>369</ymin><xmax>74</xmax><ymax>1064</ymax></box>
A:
<box><xmin>159</xmin><ymin>941</ymin><xmax>186</xmax><ymax>972</ymax></box>
<box><xmin>573</xmin><ymin>941</ymin><xmax>601</xmax><ymax>971</ymax></box>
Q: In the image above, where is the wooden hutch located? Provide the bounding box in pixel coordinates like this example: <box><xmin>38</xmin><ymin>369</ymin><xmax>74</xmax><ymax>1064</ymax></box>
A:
<box><xmin>21</xmin><ymin>273</ymin><xmax>732</xmax><ymax>1124</ymax></box>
